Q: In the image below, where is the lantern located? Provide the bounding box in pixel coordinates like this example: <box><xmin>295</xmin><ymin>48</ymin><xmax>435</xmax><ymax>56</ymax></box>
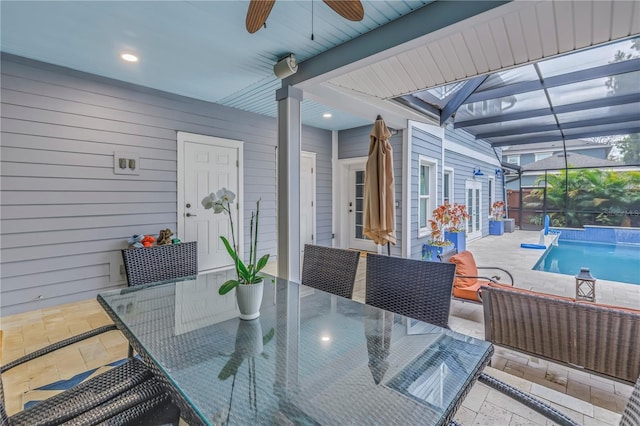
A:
<box><xmin>575</xmin><ymin>267</ymin><xmax>596</xmax><ymax>302</ymax></box>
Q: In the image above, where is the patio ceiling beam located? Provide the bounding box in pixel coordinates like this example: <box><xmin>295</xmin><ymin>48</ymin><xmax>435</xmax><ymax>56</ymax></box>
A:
<box><xmin>453</xmin><ymin>93</ymin><xmax>640</xmax><ymax>128</ymax></box>
<box><xmin>465</xmin><ymin>58</ymin><xmax>640</xmax><ymax>104</ymax></box>
<box><xmin>393</xmin><ymin>95</ymin><xmax>441</xmax><ymax>118</ymax></box>
<box><xmin>440</xmin><ymin>75</ymin><xmax>488</xmax><ymax>126</ymax></box>
<box><xmin>283</xmin><ymin>1</ymin><xmax>510</xmax><ymax>88</ymax></box>
<box><xmin>490</xmin><ymin>125</ymin><xmax>640</xmax><ymax>147</ymax></box>
<box><xmin>475</xmin><ymin>112</ymin><xmax>640</xmax><ymax>139</ymax></box>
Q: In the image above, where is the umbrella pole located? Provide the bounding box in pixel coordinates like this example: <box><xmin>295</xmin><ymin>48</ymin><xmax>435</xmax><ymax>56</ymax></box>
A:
<box><xmin>387</xmin><ymin>242</ymin><xmax>390</xmax><ymax>256</ymax></box>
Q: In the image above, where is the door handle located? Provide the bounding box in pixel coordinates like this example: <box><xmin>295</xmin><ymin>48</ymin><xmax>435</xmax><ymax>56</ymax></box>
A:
<box><xmin>186</xmin><ymin>213</ymin><xmax>197</xmax><ymax>217</ymax></box>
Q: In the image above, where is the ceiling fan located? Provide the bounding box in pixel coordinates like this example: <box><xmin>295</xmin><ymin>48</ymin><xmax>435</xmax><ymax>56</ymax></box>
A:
<box><xmin>246</xmin><ymin>0</ymin><xmax>364</xmax><ymax>34</ymax></box>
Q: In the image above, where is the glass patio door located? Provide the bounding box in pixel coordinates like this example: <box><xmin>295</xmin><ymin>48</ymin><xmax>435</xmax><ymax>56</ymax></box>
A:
<box><xmin>465</xmin><ymin>180</ymin><xmax>482</xmax><ymax>240</ymax></box>
<box><xmin>348</xmin><ymin>165</ymin><xmax>377</xmax><ymax>251</ymax></box>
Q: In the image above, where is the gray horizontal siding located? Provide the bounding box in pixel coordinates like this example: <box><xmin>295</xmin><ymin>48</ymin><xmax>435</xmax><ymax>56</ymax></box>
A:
<box><xmin>302</xmin><ymin>126</ymin><xmax>333</xmax><ymax>247</ymax></box>
<box><xmin>445</xmin><ymin>127</ymin><xmax>504</xmax><ymax>238</ymax></box>
<box><xmin>444</xmin><ymin>125</ymin><xmax>496</xmax><ymax>158</ymax></box>
<box><xmin>410</xmin><ymin>127</ymin><xmax>442</xmax><ymax>260</ymax></box>
<box><xmin>0</xmin><ymin>53</ymin><xmax>332</xmax><ymax>315</ymax></box>
<box><xmin>339</xmin><ymin>125</ymin><xmax>403</xmax><ymax>256</ymax></box>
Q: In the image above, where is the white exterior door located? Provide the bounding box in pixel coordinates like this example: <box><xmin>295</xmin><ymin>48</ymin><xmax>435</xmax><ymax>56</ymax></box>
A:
<box><xmin>348</xmin><ymin>164</ymin><xmax>377</xmax><ymax>252</ymax></box>
<box><xmin>465</xmin><ymin>180</ymin><xmax>482</xmax><ymax>240</ymax></box>
<box><xmin>178</xmin><ymin>132</ymin><xmax>243</xmax><ymax>272</ymax></box>
<box><xmin>300</xmin><ymin>152</ymin><xmax>316</xmax><ymax>255</ymax></box>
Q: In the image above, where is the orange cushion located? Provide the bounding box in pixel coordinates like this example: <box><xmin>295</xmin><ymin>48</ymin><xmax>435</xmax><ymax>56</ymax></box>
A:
<box><xmin>449</xmin><ymin>250</ymin><xmax>478</xmax><ymax>288</ymax></box>
<box><xmin>452</xmin><ymin>281</ymin><xmax>483</xmax><ymax>302</ymax></box>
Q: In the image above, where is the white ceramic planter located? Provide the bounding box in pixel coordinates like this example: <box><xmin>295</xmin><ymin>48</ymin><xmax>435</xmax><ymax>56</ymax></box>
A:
<box><xmin>235</xmin><ymin>280</ymin><xmax>264</xmax><ymax>320</ymax></box>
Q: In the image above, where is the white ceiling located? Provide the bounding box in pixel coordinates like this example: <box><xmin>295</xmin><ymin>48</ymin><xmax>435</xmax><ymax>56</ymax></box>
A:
<box><xmin>328</xmin><ymin>0</ymin><xmax>640</xmax><ymax>99</ymax></box>
<box><xmin>2</xmin><ymin>1</ymin><xmax>638</xmax><ymax>133</ymax></box>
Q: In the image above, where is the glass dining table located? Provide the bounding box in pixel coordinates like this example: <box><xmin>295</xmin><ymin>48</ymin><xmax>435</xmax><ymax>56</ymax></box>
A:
<box><xmin>97</xmin><ymin>271</ymin><xmax>493</xmax><ymax>426</ymax></box>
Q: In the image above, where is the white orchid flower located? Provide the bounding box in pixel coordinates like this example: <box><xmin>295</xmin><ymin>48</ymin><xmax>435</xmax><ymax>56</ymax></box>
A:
<box><xmin>212</xmin><ymin>200</ymin><xmax>225</xmax><ymax>214</ymax></box>
<box><xmin>201</xmin><ymin>192</ymin><xmax>218</xmax><ymax>209</ymax></box>
<box><xmin>216</xmin><ymin>188</ymin><xmax>236</xmax><ymax>204</ymax></box>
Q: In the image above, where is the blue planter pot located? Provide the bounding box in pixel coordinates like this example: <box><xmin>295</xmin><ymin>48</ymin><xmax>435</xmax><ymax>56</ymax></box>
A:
<box><xmin>489</xmin><ymin>220</ymin><xmax>504</xmax><ymax>236</ymax></box>
<box><xmin>444</xmin><ymin>231</ymin><xmax>466</xmax><ymax>253</ymax></box>
<box><xmin>421</xmin><ymin>243</ymin><xmax>451</xmax><ymax>262</ymax></box>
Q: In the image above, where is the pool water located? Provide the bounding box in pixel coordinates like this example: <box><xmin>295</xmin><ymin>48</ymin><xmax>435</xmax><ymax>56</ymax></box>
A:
<box><xmin>534</xmin><ymin>240</ymin><xmax>640</xmax><ymax>285</ymax></box>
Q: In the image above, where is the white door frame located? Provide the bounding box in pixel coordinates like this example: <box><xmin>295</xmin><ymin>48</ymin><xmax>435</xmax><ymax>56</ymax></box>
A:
<box><xmin>465</xmin><ymin>179</ymin><xmax>482</xmax><ymax>241</ymax></box>
<box><xmin>177</xmin><ymin>132</ymin><xmax>244</xmax><ymax>268</ymax></box>
<box><xmin>336</xmin><ymin>156</ymin><xmax>380</xmax><ymax>253</ymax></box>
<box><xmin>300</xmin><ymin>151</ymin><xmax>316</xmax><ymax>250</ymax></box>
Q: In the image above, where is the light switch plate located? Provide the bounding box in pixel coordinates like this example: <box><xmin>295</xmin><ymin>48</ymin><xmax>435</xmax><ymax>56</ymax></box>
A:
<box><xmin>113</xmin><ymin>151</ymin><xmax>140</xmax><ymax>175</ymax></box>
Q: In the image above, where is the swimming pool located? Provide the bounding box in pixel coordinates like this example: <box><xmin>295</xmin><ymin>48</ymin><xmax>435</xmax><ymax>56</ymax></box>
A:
<box><xmin>533</xmin><ymin>240</ymin><xmax>640</xmax><ymax>285</ymax></box>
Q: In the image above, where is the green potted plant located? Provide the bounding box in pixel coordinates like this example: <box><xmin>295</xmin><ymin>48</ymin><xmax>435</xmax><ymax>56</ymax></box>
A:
<box><xmin>202</xmin><ymin>188</ymin><xmax>270</xmax><ymax>320</ymax></box>
<box><xmin>489</xmin><ymin>200</ymin><xmax>505</xmax><ymax>236</ymax></box>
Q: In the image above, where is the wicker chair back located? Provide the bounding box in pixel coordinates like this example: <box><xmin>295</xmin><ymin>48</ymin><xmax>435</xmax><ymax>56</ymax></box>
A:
<box><xmin>122</xmin><ymin>241</ymin><xmax>198</xmax><ymax>286</ymax></box>
<box><xmin>365</xmin><ymin>254</ymin><xmax>456</xmax><ymax>329</ymax></box>
<box><xmin>301</xmin><ymin>244</ymin><xmax>360</xmax><ymax>299</ymax></box>
<box><xmin>621</xmin><ymin>375</ymin><xmax>640</xmax><ymax>426</ymax></box>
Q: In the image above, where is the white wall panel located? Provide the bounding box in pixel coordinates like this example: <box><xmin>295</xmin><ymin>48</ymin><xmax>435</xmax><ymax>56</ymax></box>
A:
<box><xmin>573</xmin><ymin>1</ymin><xmax>594</xmax><ymax>49</ymax></box>
<box><xmin>475</xmin><ymin>23</ymin><xmax>502</xmax><ymax>71</ymax></box>
<box><xmin>611</xmin><ymin>1</ymin><xmax>635</xmax><ymax>38</ymax></box>
<box><xmin>449</xmin><ymin>33</ymin><xmax>478</xmax><ymax>76</ymax></box>
<box><xmin>489</xmin><ymin>20</ymin><xmax>515</xmax><ymax>68</ymax></box>
<box><xmin>520</xmin><ymin>8</ymin><xmax>544</xmax><ymax>60</ymax></box>
<box><xmin>536</xmin><ymin>1</ymin><xmax>560</xmax><ymax>57</ymax></box>
<box><xmin>503</xmin><ymin>10</ymin><xmax>530</xmax><ymax>65</ymax></box>
<box><xmin>0</xmin><ymin>54</ymin><xmax>333</xmax><ymax>315</ymax></box>
<box><xmin>427</xmin><ymin>41</ymin><xmax>454</xmax><ymax>82</ymax></box>
<box><xmin>416</xmin><ymin>45</ymin><xmax>445</xmax><ymax>86</ymax></box>
<box><xmin>437</xmin><ymin>38</ymin><xmax>466</xmax><ymax>80</ymax></box>
<box><xmin>554</xmin><ymin>1</ymin><xmax>576</xmax><ymax>52</ymax></box>
<box><xmin>462</xmin><ymin>28</ymin><xmax>490</xmax><ymax>74</ymax></box>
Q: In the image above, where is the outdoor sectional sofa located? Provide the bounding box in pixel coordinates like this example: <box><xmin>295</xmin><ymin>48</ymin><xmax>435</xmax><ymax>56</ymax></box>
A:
<box><xmin>482</xmin><ymin>285</ymin><xmax>640</xmax><ymax>385</ymax></box>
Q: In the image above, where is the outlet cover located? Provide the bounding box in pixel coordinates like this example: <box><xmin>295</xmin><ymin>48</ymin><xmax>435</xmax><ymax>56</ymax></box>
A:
<box><xmin>113</xmin><ymin>151</ymin><xmax>139</xmax><ymax>175</ymax></box>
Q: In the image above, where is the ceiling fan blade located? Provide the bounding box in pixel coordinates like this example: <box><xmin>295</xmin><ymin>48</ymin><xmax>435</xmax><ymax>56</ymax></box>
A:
<box><xmin>246</xmin><ymin>0</ymin><xmax>276</xmax><ymax>33</ymax></box>
<box><xmin>322</xmin><ymin>0</ymin><xmax>364</xmax><ymax>21</ymax></box>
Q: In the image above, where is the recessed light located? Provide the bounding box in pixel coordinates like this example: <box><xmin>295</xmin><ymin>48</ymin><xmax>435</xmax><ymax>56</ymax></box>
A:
<box><xmin>321</xmin><ymin>335</ymin><xmax>330</xmax><ymax>342</ymax></box>
<box><xmin>121</xmin><ymin>53</ymin><xmax>139</xmax><ymax>62</ymax></box>
<box><xmin>323</xmin><ymin>113</ymin><xmax>332</xmax><ymax>119</ymax></box>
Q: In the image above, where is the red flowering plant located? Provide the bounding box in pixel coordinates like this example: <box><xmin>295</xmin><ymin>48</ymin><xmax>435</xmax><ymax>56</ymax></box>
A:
<box><xmin>428</xmin><ymin>202</ymin><xmax>470</xmax><ymax>246</ymax></box>
<box><xmin>447</xmin><ymin>203</ymin><xmax>470</xmax><ymax>232</ymax></box>
<box><xmin>491</xmin><ymin>201</ymin><xmax>505</xmax><ymax>221</ymax></box>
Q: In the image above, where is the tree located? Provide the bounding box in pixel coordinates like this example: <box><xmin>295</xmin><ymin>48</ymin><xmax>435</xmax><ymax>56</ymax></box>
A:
<box><xmin>524</xmin><ymin>169</ymin><xmax>640</xmax><ymax>227</ymax></box>
<box><xmin>614</xmin><ymin>135</ymin><xmax>640</xmax><ymax>165</ymax></box>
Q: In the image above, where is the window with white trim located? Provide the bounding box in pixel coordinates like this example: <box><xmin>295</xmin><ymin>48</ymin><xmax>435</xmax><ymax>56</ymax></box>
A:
<box><xmin>418</xmin><ymin>156</ymin><xmax>437</xmax><ymax>237</ymax></box>
<box><xmin>534</xmin><ymin>152</ymin><xmax>553</xmax><ymax>161</ymax></box>
<box><xmin>444</xmin><ymin>168</ymin><xmax>454</xmax><ymax>203</ymax></box>
<box><xmin>506</xmin><ymin>155</ymin><xmax>520</xmax><ymax>166</ymax></box>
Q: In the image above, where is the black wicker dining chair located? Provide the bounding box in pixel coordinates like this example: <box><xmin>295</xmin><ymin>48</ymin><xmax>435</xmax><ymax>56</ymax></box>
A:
<box><xmin>620</xmin><ymin>374</ymin><xmax>640</xmax><ymax>426</ymax></box>
<box><xmin>301</xmin><ymin>244</ymin><xmax>361</xmax><ymax>299</ymax></box>
<box><xmin>365</xmin><ymin>254</ymin><xmax>456</xmax><ymax>329</ymax></box>
<box><xmin>0</xmin><ymin>327</ymin><xmax>180</xmax><ymax>426</ymax></box>
<box><xmin>121</xmin><ymin>241</ymin><xmax>198</xmax><ymax>287</ymax></box>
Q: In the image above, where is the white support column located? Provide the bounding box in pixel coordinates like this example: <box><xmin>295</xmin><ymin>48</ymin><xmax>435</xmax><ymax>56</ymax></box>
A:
<box><xmin>276</xmin><ymin>85</ymin><xmax>303</xmax><ymax>281</ymax></box>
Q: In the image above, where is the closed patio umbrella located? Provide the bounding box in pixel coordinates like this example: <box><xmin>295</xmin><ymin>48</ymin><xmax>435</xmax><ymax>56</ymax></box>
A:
<box><xmin>364</xmin><ymin>115</ymin><xmax>396</xmax><ymax>253</ymax></box>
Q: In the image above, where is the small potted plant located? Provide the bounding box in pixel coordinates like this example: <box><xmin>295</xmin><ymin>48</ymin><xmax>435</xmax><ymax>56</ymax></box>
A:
<box><xmin>202</xmin><ymin>188</ymin><xmax>270</xmax><ymax>320</ymax></box>
<box><xmin>444</xmin><ymin>203</ymin><xmax>470</xmax><ymax>253</ymax></box>
<box><xmin>422</xmin><ymin>204</ymin><xmax>454</xmax><ymax>262</ymax></box>
<box><xmin>489</xmin><ymin>201</ymin><xmax>505</xmax><ymax>236</ymax></box>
